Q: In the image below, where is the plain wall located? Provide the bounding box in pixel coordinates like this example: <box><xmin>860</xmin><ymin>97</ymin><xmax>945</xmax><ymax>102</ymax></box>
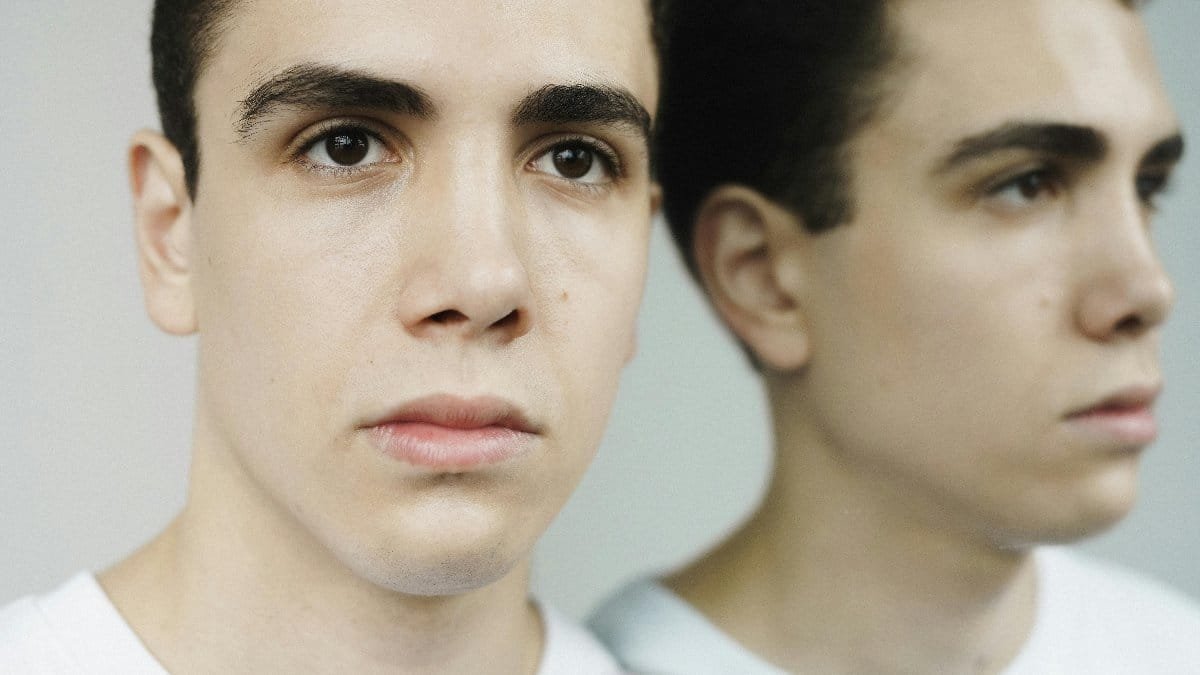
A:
<box><xmin>2</xmin><ymin>1</ymin><xmax>1197</xmax><ymax>620</ymax></box>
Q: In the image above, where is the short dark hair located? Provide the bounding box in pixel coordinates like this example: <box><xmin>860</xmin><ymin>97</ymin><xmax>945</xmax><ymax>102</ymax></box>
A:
<box><xmin>655</xmin><ymin>1</ymin><xmax>896</xmax><ymax>278</ymax></box>
<box><xmin>150</xmin><ymin>0</ymin><xmax>668</xmax><ymax>198</ymax></box>
<box><xmin>656</xmin><ymin>0</ymin><xmax>1146</xmax><ymax>278</ymax></box>
<box><xmin>151</xmin><ymin>0</ymin><xmax>237</xmax><ymax>197</ymax></box>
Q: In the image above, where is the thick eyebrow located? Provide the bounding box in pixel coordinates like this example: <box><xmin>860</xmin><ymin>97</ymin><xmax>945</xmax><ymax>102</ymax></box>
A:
<box><xmin>512</xmin><ymin>84</ymin><xmax>652</xmax><ymax>144</ymax></box>
<box><xmin>235</xmin><ymin>63</ymin><xmax>436</xmax><ymax>138</ymax></box>
<box><xmin>935</xmin><ymin>122</ymin><xmax>1107</xmax><ymax>174</ymax></box>
<box><xmin>1142</xmin><ymin>134</ymin><xmax>1185</xmax><ymax>167</ymax></box>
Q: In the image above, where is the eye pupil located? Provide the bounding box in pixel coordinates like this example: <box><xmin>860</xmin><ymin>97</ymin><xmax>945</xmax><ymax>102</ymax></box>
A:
<box><xmin>552</xmin><ymin>145</ymin><xmax>594</xmax><ymax>179</ymax></box>
<box><xmin>1137</xmin><ymin>174</ymin><xmax>1164</xmax><ymax>202</ymax></box>
<box><xmin>1018</xmin><ymin>173</ymin><xmax>1045</xmax><ymax>199</ymax></box>
<box><xmin>326</xmin><ymin>130</ymin><xmax>370</xmax><ymax>166</ymax></box>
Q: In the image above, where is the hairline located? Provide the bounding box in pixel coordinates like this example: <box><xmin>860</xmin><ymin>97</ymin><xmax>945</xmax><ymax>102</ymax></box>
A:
<box><xmin>793</xmin><ymin>0</ymin><xmax>1148</xmax><ymax>233</ymax></box>
<box><xmin>168</xmin><ymin>0</ymin><xmax>664</xmax><ymax>197</ymax></box>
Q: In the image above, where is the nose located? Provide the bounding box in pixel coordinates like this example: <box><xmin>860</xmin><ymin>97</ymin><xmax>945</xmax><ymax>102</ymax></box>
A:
<box><xmin>1074</xmin><ymin>194</ymin><xmax>1175</xmax><ymax>342</ymax></box>
<box><xmin>397</xmin><ymin>153</ymin><xmax>534</xmax><ymax>343</ymax></box>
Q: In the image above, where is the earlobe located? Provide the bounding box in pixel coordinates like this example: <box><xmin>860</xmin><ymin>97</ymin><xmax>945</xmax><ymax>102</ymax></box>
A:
<box><xmin>649</xmin><ymin>182</ymin><xmax>664</xmax><ymax>218</ymax></box>
<box><xmin>692</xmin><ymin>186</ymin><xmax>811</xmax><ymax>371</ymax></box>
<box><xmin>129</xmin><ymin>130</ymin><xmax>197</xmax><ymax>335</ymax></box>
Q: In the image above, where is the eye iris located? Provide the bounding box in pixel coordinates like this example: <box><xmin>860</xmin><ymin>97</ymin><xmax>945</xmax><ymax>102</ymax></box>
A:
<box><xmin>1137</xmin><ymin>175</ymin><xmax>1163</xmax><ymax>201</ymax></box>
<box><xmin>325</xmin><ymin>130</ymin><xmax>370</xmax><ymax>166</ymax></box>
<box><xmin>1017</xmin><ymin>173</ymin><xmax>1046</xmax><ymax>200</ymax></box>
<box><xmin>552</xmin><ymin>145</ymin><xmax>594</xmax><ymax>179</ymax></box>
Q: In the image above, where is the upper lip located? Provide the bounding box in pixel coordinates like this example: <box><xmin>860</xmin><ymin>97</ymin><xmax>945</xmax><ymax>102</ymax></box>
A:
<box><xmin>363</xmin><ymin>394</ymin><xmax>540</xmax><ymax>434</ymax></box>
<box><xmin>1066</xmin><ymin>383</ymin><xmax>1162</xmax><ymax>418</ymax></box>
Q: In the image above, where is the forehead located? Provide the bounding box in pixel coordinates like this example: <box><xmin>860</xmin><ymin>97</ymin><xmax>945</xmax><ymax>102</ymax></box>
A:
<box><xmin>876</xmin><ymin>0</ymin><xmax>1176</xmax><ymax>152</ymax></box>
<box><xmin>196</xmin><ymin>0</ymin><xmax>657</xmax><ymax>118</ymax></box>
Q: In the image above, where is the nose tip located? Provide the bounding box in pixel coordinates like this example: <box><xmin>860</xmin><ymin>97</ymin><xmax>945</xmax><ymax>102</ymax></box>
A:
<box><xmin>1074</xmin><ymin>183</ymin><xmax>1177</xmax><ymax>343</ymax></box>
<box><xmin>400</xmin><ymin>241</ymin><xmax>535</xmax><ymax>343</ymax></box>
<box><xmin>410</xmin><ymin>285</ymin><xmax>532</xmax><ymax>341</ymax></box>
<box><xmin>1077</xmin><ymin>253</ymin><xmax>1174</xmax><ymax>342</ymax></box>
<box><xmin>397</xmin><ymin>146</ymin><xmax>536</xmax><ymax>343</ymax></box>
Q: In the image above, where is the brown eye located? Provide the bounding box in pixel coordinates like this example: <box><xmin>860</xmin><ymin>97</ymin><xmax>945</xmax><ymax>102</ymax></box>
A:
<box><xmin>326</xmin><ymin>130</ymin><xmax>370</xmax><ymax>166</ymax></box>
<box><xmin>1013</xmin><ymin>171</ymin><xmax>1055</xmax><ymax>200</ymax></box>
<box><xmin>551</xmin><ymin>144</ymin><xmax>595</xmax><ymax>179</ymax></box>
<box><xmin>986</xmin><ymin>167</ymin><xmax>1063</xmax><ymax>208</ymax></box>
<box><xmin>302</xmin><ymin>125</ymin><xmax>390</xmax><ymax>171</ymax></box>
<box><xmin>531</xmin><ymin>140</ymin><xmax>615</xmax><ymax>185</ymax></box>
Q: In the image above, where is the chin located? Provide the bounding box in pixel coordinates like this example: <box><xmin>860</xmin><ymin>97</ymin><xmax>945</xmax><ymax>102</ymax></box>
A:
<box><xmin>996</xmin><ymin>470</ymin><xmax>1142</xmax><ymax>547</ymax></box>
<box><xmin>1062</xmin><ymin>496</ymin><xmax>1140</xmax><ymax>543</ymax></box>
<box><xmin>330</xmin><ymin>503</ymin><xmax>536</xmax><ymax>597</ymax></box>
<box><xmin>354</xmin><ymin>546</ymin><xmax>521</xmax><ymax>597</ymax></box>
<box><xmin>1027</xmin><ymin>507</ymin><xmax>1133</xmax><ymax>546</ymax></box>
<box><xmin>1068</xmin><ymin>458</ymin><xmax>1143</xmax><ymax>536</ymax></box>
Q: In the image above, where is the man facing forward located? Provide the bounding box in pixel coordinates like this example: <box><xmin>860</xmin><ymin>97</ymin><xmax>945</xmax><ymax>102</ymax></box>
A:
<box><xmin>592</xmin><ymin>1</ymin><xmax>1200</xmax><ymax>673</ymax></box>
<box><xmin>1</xmin><ymin>1</ymin><xmax>661</xmax><ymax>673</ymax></box>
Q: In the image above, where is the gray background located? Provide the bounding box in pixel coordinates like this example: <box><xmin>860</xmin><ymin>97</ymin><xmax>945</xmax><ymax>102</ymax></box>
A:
<box><xmin>2</xmin><ymin>1</ymin><xmax>1197</xmax><ymax>619</ymax></box>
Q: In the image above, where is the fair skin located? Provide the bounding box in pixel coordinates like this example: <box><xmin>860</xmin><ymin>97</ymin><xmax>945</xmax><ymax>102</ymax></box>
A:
<box><xmin>107</xmin><ymin>1</ymin><xmax>659</xmax><ymax>673</ymax></box>
<box><xmin>672</xmin><ymin>0</ymin><xmax>1181</xmax><ymax>673</ymax></box>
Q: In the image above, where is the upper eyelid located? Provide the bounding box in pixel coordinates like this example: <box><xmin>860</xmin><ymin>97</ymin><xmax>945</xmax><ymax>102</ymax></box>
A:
<box><xmin>290</xmin><ymin>118</ymin><xmax>397</xmax><ymax>155</ymax></box>
<box><xmin>286</xmin><ymin>122</ymin><xmax>631</xmax><ymax>180</ymax></box>
<box><xmin>1136</xmin><ymin>171</ymin><xmax>1173</xmax><ymax>201</ymax></box>
<box><xmin>981</xmin><ymin>165</ymin><xmax>1063</xmax><ymax>194</ymax></box>
<box><xmin>531</xmin><ymin>134</ymin><xmax>624</xmax><ymax>173</ymax></box>
<box><xmin>1137</xmin><ymin>163</ymin><xmax>1175</xmax><ymax>182</ymax></box>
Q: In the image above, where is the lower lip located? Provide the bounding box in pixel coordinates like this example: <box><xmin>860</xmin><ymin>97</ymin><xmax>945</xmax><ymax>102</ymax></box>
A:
<box><xmin>1065</xmin><ymin>406</ymin><xmax>1158</xmax><ymax>446</ymax></box>
<box><xmin>368</xmin><ymin>422</ymin><xmax>533</xmax><ymax>470</ymax></box>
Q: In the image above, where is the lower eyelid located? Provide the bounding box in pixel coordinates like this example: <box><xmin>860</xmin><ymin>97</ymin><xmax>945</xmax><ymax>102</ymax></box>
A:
<box><xmin>294</xmin><ymin>134</ymin><xmax>401</xmax><ymax>177</ymax></box>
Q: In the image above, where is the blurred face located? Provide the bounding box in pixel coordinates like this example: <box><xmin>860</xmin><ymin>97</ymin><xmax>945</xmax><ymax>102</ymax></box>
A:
<box><xmin>796</xmin><ymin>0</ymin><xmax>1181</xmax><ymax>545</ymax></box>
<box><xmin>182</xmin><ymin>0</ymin><xmax>658</xmax><ymax>594</ymax></box>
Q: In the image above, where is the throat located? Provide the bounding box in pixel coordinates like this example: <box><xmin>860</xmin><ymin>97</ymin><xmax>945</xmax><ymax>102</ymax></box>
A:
<box><xmin>665</xmin><ymin>496</ymin><xmax>1040</xmax><ymax>675</ymax></box>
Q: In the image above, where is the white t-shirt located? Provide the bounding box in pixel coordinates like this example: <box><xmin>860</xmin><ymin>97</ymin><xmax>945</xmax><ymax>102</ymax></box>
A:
<box><xmin>0</xmin><ymin>573</ymin><xmax>622</xmax><ymax>675</ymax></box>
<box><xmin>588</xmin><ymin>547</ymin><xmax>1200</xmax><ymax>674</ymax></box>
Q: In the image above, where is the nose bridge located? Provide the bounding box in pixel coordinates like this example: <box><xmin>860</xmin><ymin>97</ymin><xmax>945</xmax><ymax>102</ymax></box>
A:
<box><xmin>1073</xmin><ymin>183</ymin><xmax>1174</xmax><ymax>340</ymax></box>
<box><xmin>400</xmin><ymin>134</ymin><xmax>534</xmax><ymax>340</ymax></box>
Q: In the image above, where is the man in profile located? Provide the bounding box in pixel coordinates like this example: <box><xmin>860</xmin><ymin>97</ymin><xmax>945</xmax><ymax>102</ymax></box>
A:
<box><xmin>591</xmin><ymin>0</ymin><xmax>1200</xmax><ymax>672</ymax></box>
<box><xmin>0</xmin><ymin>1</ymin><xmax>661</xmax><ymax>673</ymax></box>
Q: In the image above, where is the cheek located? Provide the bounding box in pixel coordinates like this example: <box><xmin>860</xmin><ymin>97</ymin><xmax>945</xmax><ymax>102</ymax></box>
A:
<box><xmin>807</xmin><ymin>230</ymin><xmax>1053</xmax><ymax>451</ymax></box>
<box><xmin>190</xmin><ymin>199</ymin><xmax>380</xmax><ymax>444</ymax></box>
<box><xmin>535</xmin><ymin>211</ymin><xmax>650</xmax><ymax>434</ymax></box>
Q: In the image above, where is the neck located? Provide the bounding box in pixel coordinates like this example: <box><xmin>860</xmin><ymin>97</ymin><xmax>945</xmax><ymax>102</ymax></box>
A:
<box><xmin>100</xmin><ymin>434</ymin><xmax>542</xmax><ymax>675</ymax></box>
<box><xmin>667</xmin><ymin>400</ymin><xmax>1040</xmax><ymax>675</ymax></box>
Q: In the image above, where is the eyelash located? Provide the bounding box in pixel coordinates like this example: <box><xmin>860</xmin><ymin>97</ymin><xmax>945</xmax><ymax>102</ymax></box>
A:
<box><xmin>1135</xmin><ymin>169</ymin><xmax>1172</xmax><ymax>210</ymax></box>
<box><xmin>291</xmin><ymin>120</ymin><xmax>396</xmax><ymax>176</ymax></box>
<box><xmin>531</xmin><ymin>134</ymin><xmax>624</xmax><ymax>191</ymax></box>
<box><xmin>982</xmin><ymin>164</ymin><xmax>1173</xmax><ymax>211</ymax></box>
<box><xmin>984</xmin><ymin>166</ymin><xmax>1064</xmax><ymax>204</ymax></box>
<box><xmin>556</xmin><ymin>136</ymin><xmax>621</xmax><ymax>173</ymax></box>
<box><xmin>288</xmin><ymin>122</ymin><xmax>626</xmax><ymax>193</ymax></box>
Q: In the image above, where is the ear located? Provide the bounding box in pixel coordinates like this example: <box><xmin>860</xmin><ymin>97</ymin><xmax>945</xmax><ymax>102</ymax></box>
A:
<box><xmin>692</xmin><ymin>186</ymin><xmax>811</xmax><ymax>371</ymax></box>
<box><xmin>129</xmin><ymin>130</ymin><xmax>197</xmax><ymax>335</ymax></box>
<box><xmin>649</xmin><ymin>181</ymin><xmax>664</xmax><ymax>218</ymax></box>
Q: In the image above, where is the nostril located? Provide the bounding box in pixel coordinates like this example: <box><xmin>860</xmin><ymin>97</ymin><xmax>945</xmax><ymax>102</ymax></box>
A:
<box><xmin>493</xmin><ymin>309</ymin><xmax>520</xmax><ymax>330</ymax></box>
<box><xmin>429</xmin><ymin>309</ymin><xmax>468</xmax><ymax>324</ymax></box>
<box><xmin>1114</xmin><ymin>314</ymin><xmax>1144</xmax><ymax>335</ymax></box>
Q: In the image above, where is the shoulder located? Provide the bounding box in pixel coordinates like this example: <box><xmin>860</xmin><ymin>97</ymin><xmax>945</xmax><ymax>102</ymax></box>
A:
<box><xmin>536</xmin><ymin>600</ymin><xmax>624</xmax><ymax>675</ymax></box>
<box><xmin>1038</xmin><ymin>547</ymin><xmax>1200</xmax><ymax>631</ymax></box>
<box><xmin>0</xmin><ymin>574</ymin><xmax>99</xmax><ymax>674</ymax></box>
<box><xmin>588</xmin><ymin>578</ymin><xmax>786</xmax><ymax>675</ymax></box>
<box><xmin>0</xmin><ymin>573</ymin><xmax>166</xmax><ymax>675</ymax></box>
<box><xmin>1006</xmin><ymin>547</ymin><xmax>1200</xmax><ymax>674</ymax></box>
